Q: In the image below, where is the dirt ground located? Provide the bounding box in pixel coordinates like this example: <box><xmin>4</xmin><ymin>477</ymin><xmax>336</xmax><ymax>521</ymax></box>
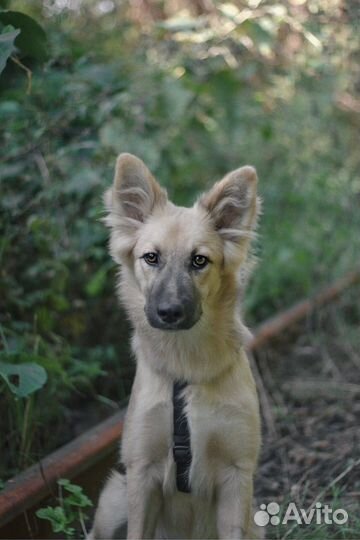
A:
<box><xmin>253</xmin><ymin>286</ymin><xmax>360</xmax><ymax>538</ymax></box>
<box><xmin>3</xmin><ymin>283</ymin><xmax>358</xmax><ymax>540</ymax></box>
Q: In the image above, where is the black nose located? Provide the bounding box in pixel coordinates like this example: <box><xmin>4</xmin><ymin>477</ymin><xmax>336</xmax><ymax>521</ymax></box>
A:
<box><xmin>157</xmin><ymin>302</ymin><xmax>184</xmax><ymax>324</ymax></box>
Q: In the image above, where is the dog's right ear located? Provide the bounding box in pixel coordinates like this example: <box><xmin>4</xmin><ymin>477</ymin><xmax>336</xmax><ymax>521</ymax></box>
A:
<box><xmin>104</xmin><ymin>153</ymin><xmax>167</xmax><ymax>261</ymax></box>
<box><xmin>105</xmin><ymin>153</ymin><xmax>167</xmax><ymax>223</ymax></box>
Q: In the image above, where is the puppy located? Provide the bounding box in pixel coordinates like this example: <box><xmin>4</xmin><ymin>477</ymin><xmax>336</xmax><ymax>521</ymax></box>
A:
<box><xmin>90</xmin><ymin>153</ymin><xmax>261</xmax><ymax>539</ymax></box>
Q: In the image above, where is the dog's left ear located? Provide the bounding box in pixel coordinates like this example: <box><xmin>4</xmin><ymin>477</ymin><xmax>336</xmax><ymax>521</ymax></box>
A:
<box><xmin>199</xmin><ymin>166</ymin><xmax>260</xmax><ymax>256</ymax></box>
<box><xmin>200</xmin><ymin>166</ymin><xmax>258</xmax><ymax>237</ymax></box>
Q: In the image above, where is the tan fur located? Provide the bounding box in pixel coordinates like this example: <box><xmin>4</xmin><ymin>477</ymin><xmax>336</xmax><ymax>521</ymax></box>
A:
<box><xmin>90</xmin><ymin>153</ymin><xmax>262</xmax><ymax>539</ymax></box>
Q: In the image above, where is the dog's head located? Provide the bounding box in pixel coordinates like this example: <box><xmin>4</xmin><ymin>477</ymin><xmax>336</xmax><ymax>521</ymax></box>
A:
<box><xmin>104</xmin><ymin>153</ymin><xmax>259</xmax><ymax>331</ymax></box>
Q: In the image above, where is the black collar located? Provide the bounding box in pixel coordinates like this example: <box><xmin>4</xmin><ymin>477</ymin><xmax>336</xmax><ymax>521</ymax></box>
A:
<box><xmin>172</xmin><ymin>381</ymin><xmax>192</xmax><ymax>493</ymax></box>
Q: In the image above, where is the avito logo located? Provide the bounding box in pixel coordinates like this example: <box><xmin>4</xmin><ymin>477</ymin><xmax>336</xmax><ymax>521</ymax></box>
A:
<box><xmin>254</xmin><ymin>501</ymin><xmax>348</xmax><ymax>527</ymax></box>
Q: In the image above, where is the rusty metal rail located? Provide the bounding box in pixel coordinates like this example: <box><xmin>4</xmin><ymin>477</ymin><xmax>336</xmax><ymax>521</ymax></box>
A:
<box><xmin>249</xmin><ymin>270</ymin><xmax>360</xmax><ymax>350</ymax></box>
<box><xmin>0</xmin><ymin>270</ymin><xmax>359</xmax><ymax>538</ymax></box>
<box><xmin>0</xmin><ymin>411</ymin><xmax>124</xmax><ymax>536</ymax></box>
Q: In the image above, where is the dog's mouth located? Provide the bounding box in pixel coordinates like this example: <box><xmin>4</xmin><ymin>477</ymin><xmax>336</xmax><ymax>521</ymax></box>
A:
<box><xmin>147</xmin><ymin>317</ymin><xmax>201</xmax><ymax>331</ymax></box>
<box><xmin>145</xmin><ymin>304</ymin><xmax>202</xmax><ymax>331</ymax></box>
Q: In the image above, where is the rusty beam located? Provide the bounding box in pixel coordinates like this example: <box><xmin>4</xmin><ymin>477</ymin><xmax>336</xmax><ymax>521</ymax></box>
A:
<box><xmin>0</xmin><ymin>270</ymin><xmax>359</xmax><ymax>532</ymax></box>
<box><xmin>0</xmin><ymin>411</ymin><xmax>124</xmax><ymax>528</ymax></box>
<box><xmin>250</xmin><ymin>270</ymin><xmax>360</xmax><ymax>350</ymax></box>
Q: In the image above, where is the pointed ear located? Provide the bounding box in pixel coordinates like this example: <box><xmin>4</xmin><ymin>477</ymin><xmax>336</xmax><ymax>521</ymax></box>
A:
<box><xmin>104</xmin><ymin>153</ymin><xmax>167</xmax><ymax>261</ymax></box>
<box><xmin>105</xmin><ymin>153</ymin><xmax>167</xmax><ymax>223</ymax></box>
<box><xmin>198</xmin><ymin>165</ymin><xmax>260</xmax><ymax>258</ymax></box>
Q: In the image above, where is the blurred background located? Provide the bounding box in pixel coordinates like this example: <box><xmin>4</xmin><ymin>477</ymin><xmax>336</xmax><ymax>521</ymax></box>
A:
<box><xmin>0</xmin><ymin>1</ymin><xmax>359</xmax><ymax>537</ymax></box>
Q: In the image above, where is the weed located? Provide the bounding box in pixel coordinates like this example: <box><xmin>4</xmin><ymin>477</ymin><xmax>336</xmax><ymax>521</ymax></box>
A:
<box><xmin>36</xmin><ymin>479</ymin><xmax>93</xmax><ymax>539</ymax></box>
<box><xmin>0</xmin><ymin>1</ymin><xmax>359</xmax><ymax>480</ymax></box>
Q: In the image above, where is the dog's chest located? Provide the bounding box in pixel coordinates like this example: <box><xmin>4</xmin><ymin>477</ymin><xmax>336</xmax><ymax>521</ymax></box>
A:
<box><xmin>186</xmin><ymin>391</ymin><xmax>246</xmax><ymax>474</ymax></box>
<box><xmin>127</xmin><ymin>383</ymin><xmax>245</xmax><ymax>486</ymax></box>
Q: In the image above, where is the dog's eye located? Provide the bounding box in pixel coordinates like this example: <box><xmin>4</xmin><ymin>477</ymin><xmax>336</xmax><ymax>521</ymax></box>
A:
<box><xmin>142</xmin><ymin>252</ymin><xmax>159</xmax><ymax>266</ymax></box>
<box><xmin>191</xmin><ymin>255</ymin><xmax>209</xmax><ymax>269</ymax></box>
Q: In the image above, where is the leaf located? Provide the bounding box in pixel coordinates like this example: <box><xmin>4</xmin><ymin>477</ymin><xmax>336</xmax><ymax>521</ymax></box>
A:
<box><xmin>85</xmin><ymin>266</ymin><xmax>109</xmax><ymax>297</ymax></box>
<box><xmin>58</xmin><ymin>479</ymin><xmax>93</xmax><ymax>508</ymax></box>
<box><xmin>66</xmin><ymin>491</ymin><xmax>93</xmax><ymax>508</ymax></box>
<box><xmin>161</xmin><ymin>77</ymin><xmax>193</xmax><ymax>122</ymax></box>
<box><xmin>58</xmin><ymin>478</ymin><xmax>71</xmax><ymax>487</ymax></box>
<box><xmin>99</xmin><ymin>120</ymin><xmax>161</xmax><ymax>170</ymax></box>
<box><xmin>36</xmin><ymin>506</ymin><xmax>74</xmax><ymax>535</ymax></box>
<box><xmin>0</xmin><ymin>25</ymin><xmax>20</xmax><ymax>75</ymax></box>
<box><xmin>0</xmin><ymin>360</ymin><xmax>47</xmax><ymax>398</ymax></box>
<box><xmin>0</xmin><ymin>99</ymin><xmax>20</xmax><ymax>116</ymax></box>
<box><xmin>156</xmin><ymin>16</ymin><xmax>206</xmax><ymax>32</ymax></box>
<box><xmin>0</xmin><ymin>10</ymin><xmax>47</xmax><ymax>60</ymax></box>
<box><xmin>63</xmin><ymin>168</ymin><xmax>101</xmax><ymax>198</ymax></box>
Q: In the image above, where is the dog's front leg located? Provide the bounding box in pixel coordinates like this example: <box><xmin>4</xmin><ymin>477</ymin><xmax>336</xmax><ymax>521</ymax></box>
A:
<box><xmin>126</xmin><ymin>466</ymin><xmax>162</xmax><ymax>539</ymax></box>
<box><xmin>216</xmin><ymin>468</ymin><xmax>254</xmax><ymax>540</ymax></box>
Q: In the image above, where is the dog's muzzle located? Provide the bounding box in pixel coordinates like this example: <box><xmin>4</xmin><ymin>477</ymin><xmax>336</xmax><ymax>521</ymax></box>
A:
<box><xmin>145</xmin><ymin>299</ymin><xmax>202</xmax><ymax>330</ymax></box>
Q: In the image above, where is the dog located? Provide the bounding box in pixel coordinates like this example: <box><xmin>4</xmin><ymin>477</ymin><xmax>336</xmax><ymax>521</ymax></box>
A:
<box><xmin>89</xmin><ymin>153</ymin><xmax>262</xmax><ymax>539</ymax></box>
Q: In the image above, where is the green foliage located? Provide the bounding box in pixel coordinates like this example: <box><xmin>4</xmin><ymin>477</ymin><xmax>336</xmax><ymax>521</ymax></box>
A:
<box><xmin>0</xmin><ymin>24</ymin><xmax>19</xmax><ymax>74</ymax></box>
<box><xmin>0</xmin><ymin>357</ymin><xmax>47</xmax><ymax>398</ymax></box>
<box><xmin>36</xmin><ymin>478</ymin><xmax>93</xmax><ymax>538</ymax></box>
<box><xmin>0</xmin><ymin>10</ymin><xmax>48</xmax><ymax>60</ymax></box>
<box><xmin>0</xmin><ymin>0</ymin><xmax>359</xmax><ymax>480</ymax></box>
<box><xmin>268</xmin><ymin>485</ymin><xmax>360</xmax><ymax>540</ymax></box>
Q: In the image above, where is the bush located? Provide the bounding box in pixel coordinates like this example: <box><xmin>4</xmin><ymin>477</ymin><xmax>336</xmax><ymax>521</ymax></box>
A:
<box><xmin>0</xmin><ymin>0</ymin><xmax>359</xmax><ymax>479</ymax></box>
